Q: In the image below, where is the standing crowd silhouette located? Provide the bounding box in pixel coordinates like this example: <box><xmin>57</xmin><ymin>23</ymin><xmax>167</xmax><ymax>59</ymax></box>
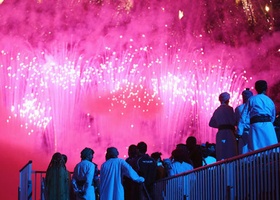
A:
<box><xmin>44</xmin><ymin>80</ymin><xmax>279</xmax><ymax>200</ymax></box>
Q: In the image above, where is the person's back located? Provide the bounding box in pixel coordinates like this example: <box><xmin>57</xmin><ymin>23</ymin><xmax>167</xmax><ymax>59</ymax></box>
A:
<box><xmin>168</xmin><ymin>148</ymin><xmax>193</xmax><ymax>176</ymax></box>
<box><xmin>235</xmin><ymin>104</ymin><xmax>246</xmax><ymax>126</ymax></box>
<box><xmin>124</xmin><ymin>144</ymin><xmax>139</xmax><ymax>200</ymax></box>
<box><xmin>168</xmin><ymin>161</ymin><xmax>193</xmax><ymax>176</ymax></box>
<box><xmin>186</xmin><ymin>136</ymin><xmax>203</xmax><ymax>168</ymax></box>
<box><xmin>151</xmin><ymin>152</ymin><xmax>166</xmax><ymax>180</ymax></box>
<box><xmin>202</xmin><ymin>143</ymin><xmax>217</xmax><ymax>165</ymax></box>
<box><xmin>99</xmin><ymin>147</ymin><xmax>144</xmax><ymax>200</ymax></box>
<box><xmin>135</xmin><ymin>142</ymin><xmax>157</xmax><ymax>200</ymax></box>
<box><xmin>209</xmin><ymin>92</ymin><xmax>237</xmax><ymax>161</ymax></box>
<box><xmin>45</xmin><ymin>152</ymin><xmax>70</xmax><ymax>200</ymax></box>
<box><xmin>242</xmin><ymin>94</ymin><xmax>277</xmax><ymax>150</ymax></box>
<box><xmin>176</xmin><ymin>143</ymin><xmax>193</xmax><ymax>165</ymax></box>
<box><xmin>235</xmin><ymin>88</ymin><xmax>253</xmax><ymax>154</ymax></box>
<box><xmin>244</xmin><ymin>94</ymin><xmax>275</xmax><ymax>121</ymax></box>
<box><xmin>210</xmin><ymin>104</ymin><xmax>236</xmax><ymax>128</ymax></box>
<box><xmin>125</xmin><ymin>144</ymin><xmax>138</xmax><ymax>163</ymax></box>
<box><xmin>72</xmin><ymin>147</ymin><xmax>96</xmax><ymax>200</ymax></box>
<box><xmin>237</xmin><ymin>80</ymin><xmax>278</xmax><ymax>151</ymax></box>
<box><xmin>136</xmin><ymin>154</ymin><xmax>157</xmax><ymax>187</ymax></box>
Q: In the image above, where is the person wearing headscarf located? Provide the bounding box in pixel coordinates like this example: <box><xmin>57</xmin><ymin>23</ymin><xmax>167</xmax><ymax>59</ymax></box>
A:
<box><xmin>99</xmin><ymin>147</ymin><xmax>145</xmax><ymax>200</ymax></box>
<box><xmin>209</xmin><ymin>92</ymin><xmax>238</xmax><ymax>161</ymax></box>
<box><xmin>237</xmin><ymin>80</ymin><xmax>278</xmax><ymax>151</ymax></box>
<box><xmin>235</xmin><ymin>88</ymin><xmax>253</xmax><ymax>154</ymax></box>
<box><xmin>72</xmin><ymin>147</ymin><xmax>96</xmax><ymax>200</ymax></box>
<box><xmin>45</xmin><ymin>152</ymin><xmax>70</xmax><ymax>200</ymax></box>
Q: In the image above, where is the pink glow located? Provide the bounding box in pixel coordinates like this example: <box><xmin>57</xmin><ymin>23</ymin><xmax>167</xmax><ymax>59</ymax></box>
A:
<box><xmin>0</xmin><ymin>0</ymin><xmax>280</xmax><ymax>199</ymax></box>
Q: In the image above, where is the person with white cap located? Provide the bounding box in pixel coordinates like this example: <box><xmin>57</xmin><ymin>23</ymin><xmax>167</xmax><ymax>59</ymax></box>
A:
<box><xmin>99</xmin><ymin>147</ymin><xmax>145</xmax><ymax>200</ymax></box>
<box><xmin>235</xmin><ymin>88</ymin><xmax>253</xmax><ymax>154</ymax></box>
<box><xmin>209</xmin><ymin>92</ymin><xmax>238</xmax><ymax>161</ymax></box>
<box><xmin>237</xmin><ymin>80</ymin><xmax>278</xmax><ymax>151</ymax></box>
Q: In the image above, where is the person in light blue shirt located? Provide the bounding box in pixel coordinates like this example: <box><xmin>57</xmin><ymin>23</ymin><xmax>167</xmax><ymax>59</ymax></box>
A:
<box><xmin>168</xmin><ymin>148</ymin><xmax>193</xmax><ymax>176</ymax></box>
<box><xmin>72</xmin><ymin>147</ymin><xmax>96</xmax><ymax>200</ymax></box>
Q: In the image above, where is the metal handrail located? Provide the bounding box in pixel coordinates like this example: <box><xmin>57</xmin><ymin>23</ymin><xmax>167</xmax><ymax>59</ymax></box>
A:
<box><xmin>154</xmin><ymin>143</ymin><xmax>280</xmax><ymax>200</ymax></box>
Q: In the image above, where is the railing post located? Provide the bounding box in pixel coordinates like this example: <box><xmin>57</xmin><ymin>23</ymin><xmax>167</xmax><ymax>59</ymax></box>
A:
<box><xmin>28</xmin><ymin>180</ymin><xmax>32</xmax><ymax>200</ymax></box>
<box><xmin>18</xmin><ymin>186</ymin><xmax>20</xmax><ymax>200</ymax></box>
<box><xmin>18</xmin><ymin>160</ymin><xmax>32</xmax><ymax>200</ymax></box>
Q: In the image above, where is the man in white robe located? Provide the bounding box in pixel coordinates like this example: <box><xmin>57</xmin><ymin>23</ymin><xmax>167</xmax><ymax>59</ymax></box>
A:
<box><xmin>235</xmin><ymin>88</ymin><xmax>253</xmax><ymax>154</ymax></box>
<box><xmin>209</xmin><ymin>92</ymin><xmax>238</xmax><ymax>161</ymax></box>
<box><xmin>99</xmin><ymin>147</ymin><xmax>145</xmax><ymax>200</ymax></box>
<box><xmin>237</xmin><ymin>80</ymin><xmax>278</xmax><ymax>151</ymax></box>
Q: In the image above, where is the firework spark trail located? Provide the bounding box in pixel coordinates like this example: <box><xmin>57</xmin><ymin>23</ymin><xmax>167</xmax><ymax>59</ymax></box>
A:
<box><xmin>1</xmin><ymin>0</ymin><xmax>269</xmax><ymax>162</ymax></box>
<box><xmin>1</xmin><ymin>2</ymin><xmax>280</xmax><ymax>200</ymax></box>
<box><xmin>0</xmin><ymin>39</ymin><xmax>251</xmax><ymax>159</ymax></box>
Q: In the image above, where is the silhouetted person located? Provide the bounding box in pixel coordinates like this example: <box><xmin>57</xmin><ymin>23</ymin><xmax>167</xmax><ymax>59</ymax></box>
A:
<box><xmin>209</xmin><ymin>92</ymin><xmax>238</xmax><ymax>161</ymax></box>
<box><xmin>124</xmin><ymin>144</ymin><xmax>139</xmax><ymax>200</ymax></box>
<box><xmin>126</xmin><ymin>144</ymin><xmax>139</xmax><ymax>163</ymax></box>
<box><xmin>127</xmin><ymin>141</ymin><xmax>157</xmax><ymax>200</ymax></box>
<box><xmin>274</xmin><ymin>112</ymin><xmax>280</xmax><ymax>142</ymax></box>
<box><xmin>186</xmin><ymin>136</ymin><xmax>203</xmax><ymax>168</ymax></box>
<box><xmin>62</xmin><ymin>154</ymin><xmax>68</xmax><ymax>164</ymax></box>
<box><xmin>62</xmin><ymin>154</ymin><xmax>76</xmax><ymax>200</ymax></box>
<box><xmin>235</xmin><ymin>88</ymin><xmax>253</xmax><ymax>154</ymax></box>
<box><xmin>151</xmin><ymin>152</ymin><xmax>166</xmax><ymax>180</ymax></box>
<box><xmin>45</xmin><ymin>152</ymin><xmax>70</xmax><ymax>200</ymax></box>
<box><xmin>92</xmin><ymin>162</ymin><xmax>100</xmax><ymax>200</ymax></box>
<box><xmin>175</xmin><ymin>143</ymin><xmax>193</xmax><ymax>166</ymax></box>
<box><xmin>202</xmin><ymin>143</ymin><xmax>217</xmax><ymax>165</ymax></box>
<box><xmin>168</xmin><ymin>148</ymin><xmax>193</xmax><ymax>176</ymax></box>
<box><xmin>137</xmin><ymin>141</ymin><xmax>158</xmax><ymax>199</ymax></box>
<box><xmin>72</xmin><ymin>147</ymin><xmax>96</xmax><ymax>200</ymax></box>
<box><xmin>237</xmin><ymin>80</ymin><xmax>278</xmax><ymax>151</ymax></box>
<box><xmin>99</xmin><ymin>147</ymin><xmax>144</xmax><ymax>200</ymax></box>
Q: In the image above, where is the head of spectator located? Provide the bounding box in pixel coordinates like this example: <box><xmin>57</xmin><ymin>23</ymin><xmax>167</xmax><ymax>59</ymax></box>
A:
<box><xmin>47</xmin><ymin>152</ymin><xmax>65</xmax><ymax>170</ymax></box>
<box><xmin>81</xmin><ymin>147</ymin><xmax>94</xmax><ymax>162</ymax></box>
<box><xmin>206</xmin><ymin>143</ymin><xmax>216</xmax><ymax>157</ymax></box>
<box><xmin>255</xmin><ymin>80</ymin><xmax>268</xmax><ymax>94</ymax></box>
<box><xmin>176</xmin><ymin>143</ymin><xmax>187</xmax><ymax>150</ymax></box>
<box><xmin>219</xmin><ymin>92</ymin><xmax>230</xmax><ymax>105</ymax></box>
<box><xmin>62</xmin><ymin>154</ymin><xmax>67</xmax><ymax>164</ymax></box>
<box><xmin>52</xmin><ymin>152</ymin><xmax>63</xmax><ymax>162</ymax></box>
<box><xmin>171</xmin><ymin>148</ymin><xmax>186</xmax><ymax>163</ymax></box>
<box><xmin>176</xmin><ymin>142</ymin><xmax>192</xmax><ymax>164</ymax></box>
<box><xmin>128</xmin><ymin>144</ymin><xmax>138</xmax><ymax>158</ymax></box>
<box><xmin>242</xmin><ymin>88</ymin><xmax>253</xmax><ymax>103</ymax></box>
<box><xmin>105</xmin><ymin>147</ymin><xmax>119</xmax><ymax>160</ymax></box>
<box><xmin>186</xmin><ymin>136</ymin><xmax>197</xmax><ymax>150</ymax></box>
<box><xmin>137</xmin><ymin>141</ymin><xmax>147</xmax><ymax>155</ymax></box>
<box><xmin>151</xmin><ymin>152</ymin><xmax>162</xmax><ymax>163</ymax></box>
